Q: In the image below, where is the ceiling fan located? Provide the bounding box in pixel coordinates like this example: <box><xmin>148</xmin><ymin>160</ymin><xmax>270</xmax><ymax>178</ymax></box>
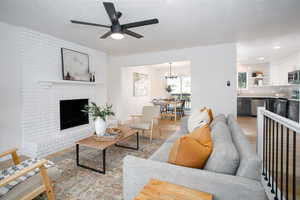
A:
<box><xmin>71</xmin><ymin>2</ymin><xmax>159</xmax><ymax>40</ymax></box>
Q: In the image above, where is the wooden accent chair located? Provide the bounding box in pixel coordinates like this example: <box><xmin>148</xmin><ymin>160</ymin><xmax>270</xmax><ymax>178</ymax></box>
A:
<box><xmin>130</xmin><ymin>106</ymin><xmax>161</xmax><ymax>143</ymax></box>
<box><xmin>0</xmin><ymin>148</ymin><xmax>60</xmax><ymax>200</ymax></box>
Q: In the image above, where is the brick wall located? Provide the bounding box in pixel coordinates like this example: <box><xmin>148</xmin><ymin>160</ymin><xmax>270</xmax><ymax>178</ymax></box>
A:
<box><xmin>17</xmin><ymin>28</ymin><xmax>108</xmax><ymax>158</ymax></box>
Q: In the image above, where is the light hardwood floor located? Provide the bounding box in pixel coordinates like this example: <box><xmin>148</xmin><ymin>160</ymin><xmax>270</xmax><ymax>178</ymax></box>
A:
<box><xmin>237</xmin><ymin>116</ymin><xmax>257</xmax><ymax>151</ymax></box>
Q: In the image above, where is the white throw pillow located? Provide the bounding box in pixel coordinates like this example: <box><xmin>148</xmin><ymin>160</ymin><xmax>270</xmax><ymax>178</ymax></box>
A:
<box><xmin>187</xmin><ymin>109</ymin><xmax>210</xmax><ymax>132</ymax></box>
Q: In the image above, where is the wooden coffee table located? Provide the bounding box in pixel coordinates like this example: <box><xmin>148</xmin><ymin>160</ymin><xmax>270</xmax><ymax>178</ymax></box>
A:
<box><xmin>75</xmin><ymin>125</ymin><xmax>139</xmax><ymax>174</ymax></box>
<box><xmin>134</xmin><ymin>179</ymin><xmax>213</xmax><ymax>200</ymax></box>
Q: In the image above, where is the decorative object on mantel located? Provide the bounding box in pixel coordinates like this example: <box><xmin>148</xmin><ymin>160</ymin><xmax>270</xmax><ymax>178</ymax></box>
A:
<box><xmin>61</xmin><ymin>48</ymin><xmax>90</xmax><ymax>82</ymax></box>
<box><xmin>89</xmin><ymin>72</ymin><xmax>96</xmax><ymax>82</ymax></box>
<box><xmin>82</xmin><ymin>102</ymin><xmax>115</xmax><ymax>136</ymax></box>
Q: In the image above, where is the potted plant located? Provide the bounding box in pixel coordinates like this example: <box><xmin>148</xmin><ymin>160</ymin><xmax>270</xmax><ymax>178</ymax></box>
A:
<box><xmin>82</xmin><ymin>102</ymin><xmax>115</xmax><ymax>136</ymax></box>
<box><xmin>165</xmin><ymin>85</ymin><xmax>173</xmax><ymax>98</ymax></box>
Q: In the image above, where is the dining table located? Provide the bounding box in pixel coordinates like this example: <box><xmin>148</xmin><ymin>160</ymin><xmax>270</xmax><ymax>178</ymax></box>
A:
<box><xmin>152</xmin><ymin>99</ymin><xmax>183</xmax><ymax>121</ymax></box>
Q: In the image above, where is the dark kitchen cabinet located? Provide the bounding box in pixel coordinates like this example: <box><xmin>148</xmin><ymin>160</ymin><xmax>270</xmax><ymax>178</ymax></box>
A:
<box><xmin>288</xmin><ymin>100</ymin><xmax>299</xmax><ymax>122</ymax></box>
<box><xmin>274</xmin><ymin>98</ymin><xmax>288</xmax><ymax>118</ymax></box>
<box><xmin>237</xmin><ymin>98</ymin><xmax>251</xmax><ymax>116</ymax></box>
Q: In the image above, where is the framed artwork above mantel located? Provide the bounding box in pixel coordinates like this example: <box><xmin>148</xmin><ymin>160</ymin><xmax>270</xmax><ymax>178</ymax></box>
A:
<box><xmin>61</xmin><ymin>48</ymin><xmax>92</xmax><ymax>82</ymax></box>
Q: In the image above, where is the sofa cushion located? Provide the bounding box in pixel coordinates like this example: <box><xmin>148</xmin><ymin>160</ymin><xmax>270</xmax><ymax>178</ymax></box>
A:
<box><xmin>187</xmin><ymin>109</ymin><xmax>210</xmax><ymax>132</ymax></box>
<box><xmin>204</xmin><ymin>121</ymin><xmax>240</xmax><ymax>175</ymax></box>
<box><xmin>149</xmin><ymin>142</ymin><xmax>173</xmax><ymax>162</ymax></box>
<box><xmin>202</xmin><ymin>108</ymin><xmax>214</xmax><ymax>123</ymax></box>
<box><xmin>210</xmin><ymin>114</ymin><xmax>226</xmax><ymax>128</ymax></box>
<box><xmin>168</xmin><ymin>126</ymin><xmax>212</xmax><ymax>169</ymax></box>
<box><xmin>227</xmin><ymin>115</ymin><xmax>261</xmax><ymax>181</ymax></box>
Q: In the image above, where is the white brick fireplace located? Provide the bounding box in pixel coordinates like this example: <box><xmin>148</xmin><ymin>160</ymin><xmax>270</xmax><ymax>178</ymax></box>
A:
<box><xmin>22</xmin><ymin>82</ymin><xmax>103</xmax><ymax>158</ymax></box>
<box><xmin>17</xmin><ymin>27</ymin><xmax>108</xmax><ymax>158</ymax></box>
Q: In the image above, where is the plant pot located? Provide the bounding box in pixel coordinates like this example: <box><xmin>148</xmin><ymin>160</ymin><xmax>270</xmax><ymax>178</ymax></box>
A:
<box><xmin>95</xmin><ymin>117</ymin><xmax>106</xmax><ymax>136</ymax></box>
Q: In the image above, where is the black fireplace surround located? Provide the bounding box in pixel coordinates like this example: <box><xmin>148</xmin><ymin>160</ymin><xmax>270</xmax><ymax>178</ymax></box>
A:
<box><xmin>60</xmin><ymin>99</ymin><xmax>89</xmax><ymax>130</ymax></box>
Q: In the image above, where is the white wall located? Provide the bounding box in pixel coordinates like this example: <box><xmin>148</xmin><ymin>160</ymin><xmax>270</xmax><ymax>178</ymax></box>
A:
<box><xmin>108</xmin><ymin>43</ymin><xmax>237</xmax><ymax>120</ymax></box>
<box><xmin>0</xmin><ymin>22</ymin><xmax>22</xmax><ymax>154</ymax></box>
<box><xmin>0</xmin><ymin>22</ymin><xmax>108</xmax><ymax>157</ymax></box>
<box><xmin>121</xmin><ymin>66</ymin><xmax>155</xmax><ymax>117</ymax></box>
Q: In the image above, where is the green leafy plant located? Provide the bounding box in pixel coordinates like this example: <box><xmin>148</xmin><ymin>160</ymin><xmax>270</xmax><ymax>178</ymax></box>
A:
<box><xmin>165</xmin><ymin>85</ymin><xmax>172</xmax><ymax>93</ymax></box>
<box><xmin>82</xmin><ymin>102</ymin><xmax>115</xmax><ymax>121</ymax></box>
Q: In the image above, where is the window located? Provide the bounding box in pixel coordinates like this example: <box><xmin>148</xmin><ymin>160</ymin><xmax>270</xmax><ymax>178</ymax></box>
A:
<box><xmin>238</xmin><ymin>72</ymin><xmax>248</xmax><ymax>89</ymax></box>
<box><xmin>181</xmin><ymin>77</ymin><xmax>191</xmax><ymax>94</ymax></box>
<box><xmin>166</xmin><ymin>77</ymin><xmax>181</xmax><ymax>94</ymax></box>
<box><xmin>166</xmin><ymin>76</ymin><xmax>191</xmax><ymax>94</ymax></box>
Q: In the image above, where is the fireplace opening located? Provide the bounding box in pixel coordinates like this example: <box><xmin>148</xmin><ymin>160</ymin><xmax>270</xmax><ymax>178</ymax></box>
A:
<box><xmin>60</xmin><ymin>99</ymin><xmax>89</xmax><ymax>130</ymax></box>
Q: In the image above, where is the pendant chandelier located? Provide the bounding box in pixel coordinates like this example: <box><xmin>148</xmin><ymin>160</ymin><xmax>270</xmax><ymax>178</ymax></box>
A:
<box><xmin>165</xmin><ymin>62</ymin><xmax>178</xmax><ymax>79</ymax></box>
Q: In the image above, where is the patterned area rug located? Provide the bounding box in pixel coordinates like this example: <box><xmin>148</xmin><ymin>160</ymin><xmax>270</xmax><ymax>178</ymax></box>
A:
<box><xmin>42</xmin><ymin>120</ymin><xmax>180</xmax><ymax>200</ymax></box>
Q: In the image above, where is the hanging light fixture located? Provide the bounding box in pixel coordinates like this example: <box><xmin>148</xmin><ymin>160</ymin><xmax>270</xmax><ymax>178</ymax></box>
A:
<box><xmin>165</xmin><ymin>62</ymin><xmax>178</xmax><ymax>79</ymax></box>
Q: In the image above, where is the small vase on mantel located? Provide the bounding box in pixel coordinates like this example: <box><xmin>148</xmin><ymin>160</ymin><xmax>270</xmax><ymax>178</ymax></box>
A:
<box><xmin>95</xmin><ymin>117</ymin><xmax>106</xmax><ymax>136</ymax></box>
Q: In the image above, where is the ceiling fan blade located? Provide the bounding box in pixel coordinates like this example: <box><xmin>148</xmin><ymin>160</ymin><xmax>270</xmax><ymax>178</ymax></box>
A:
<box><xmin>103</xmin><ymin>2</ymin><xmax>118</xmax><ymax>24</ymax></box>
<box><xmin>100</xmin><ymin>31</ymin><xmax>112</xmax><ymax>39</ymax></box>
<box><xmin>122</xmin><ymin>18</ymin><xmax>159</xmax><ymax>29</ymax></box>
<box><xmin>123</xmin><ymin>29</ymin><xmax>143</xmax><ymax>39</ymax></box>
<box><xmin>70</xmin><ymin>20</ymin><xmax>110</xmax><ymax>28</ymax></box>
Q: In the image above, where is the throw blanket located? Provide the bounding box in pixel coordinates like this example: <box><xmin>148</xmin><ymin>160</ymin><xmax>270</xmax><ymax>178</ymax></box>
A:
<box><xmin>0</xmin><ymin>158</ymin><xmax>54</xmax><ymax>197</ymax></box>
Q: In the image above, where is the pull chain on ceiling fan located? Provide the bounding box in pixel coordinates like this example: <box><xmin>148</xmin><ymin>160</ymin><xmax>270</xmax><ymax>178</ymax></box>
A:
<box><xmin>70</xmin><ymin>2</ymin><xmax>159</xmax><ymax>40</ymax></box>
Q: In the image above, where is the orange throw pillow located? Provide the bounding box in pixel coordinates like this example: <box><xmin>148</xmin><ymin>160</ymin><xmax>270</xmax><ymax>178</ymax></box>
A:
<box><xmin>206</xmin><ymin>109</ymin><xmax>213</xmax><ymax>123</ymax></box>
<box><xmin>168</xmin><ymin>125</ymin><xmax>213</xmax><ymax>169</ymax></box>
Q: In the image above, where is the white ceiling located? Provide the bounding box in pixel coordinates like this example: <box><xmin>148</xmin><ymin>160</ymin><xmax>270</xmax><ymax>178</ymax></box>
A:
<box><xmin>237</xmin><ymin>32</ymin><xmax>300</xmax><ymax>65</ymax></box>
<box><xmin>1</xmin><ymin>0</ymin><xmax>300</xmax><ymax>56</ymax></box>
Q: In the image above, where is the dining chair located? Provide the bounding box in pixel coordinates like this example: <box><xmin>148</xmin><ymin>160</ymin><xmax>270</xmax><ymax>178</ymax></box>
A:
<box><xmin>129</xmin><ymin>106</ymin><xmax>161</xmax><ymax>143</ymax></box>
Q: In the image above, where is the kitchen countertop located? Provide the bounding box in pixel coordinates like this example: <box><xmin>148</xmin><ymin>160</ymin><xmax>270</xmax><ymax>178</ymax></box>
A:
<box><xmin>237</xmin><ymin>96</ymin><xmax>299</xmax><ymax>101</ymax></box>
<box><xmin>238</xmin><ymin>95</ymin><xmax>281</xmax><ymax>98</ymax></box>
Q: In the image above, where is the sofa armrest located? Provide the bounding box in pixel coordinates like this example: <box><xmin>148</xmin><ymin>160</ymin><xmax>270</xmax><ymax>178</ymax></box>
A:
<box><xmin>0</xmin><ymin>148</ymin><xmax>20</xmax><ymax>165</ymax></box>
<box><xmin>0</xmin><ymin>159</ymin><xmax>48</xmax><ymax>187</ymax></box>
<box><xmin>123</xmin><ymin>156</ymin><xmax>267</xmax><ymax>200</ymax></box>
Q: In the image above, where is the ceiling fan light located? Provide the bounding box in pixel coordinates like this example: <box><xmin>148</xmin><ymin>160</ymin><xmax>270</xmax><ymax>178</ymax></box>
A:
<box><xmin>111</xmin><ymin>33</ymin><xmax>124</xmax><ymax>40</ymax></box>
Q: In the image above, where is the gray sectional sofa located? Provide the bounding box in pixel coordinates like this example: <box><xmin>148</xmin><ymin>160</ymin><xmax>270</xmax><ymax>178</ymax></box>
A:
<box><xmin>123</xmin><ymin>114</ymin><xmax>267</xmax><ymax>200</ymax></box>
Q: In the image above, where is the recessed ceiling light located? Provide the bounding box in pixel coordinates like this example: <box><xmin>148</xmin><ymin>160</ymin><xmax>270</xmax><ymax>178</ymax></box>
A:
<box><xmin>274</xmin><ymin>46</ymin><xmax>281</xmax><ymax>49</ymax></box>
<box><xmin>258</xmin><ymin>57</ymin><xmax>265</xmax><ymax>61</ymax></box>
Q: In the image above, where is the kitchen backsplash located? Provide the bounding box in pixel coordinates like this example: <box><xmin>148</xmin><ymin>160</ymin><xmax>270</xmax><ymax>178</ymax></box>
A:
<box><xmin>238</xmin><ymin>85</ymin><xmax>300</xmax><ymax>99</ymax></box>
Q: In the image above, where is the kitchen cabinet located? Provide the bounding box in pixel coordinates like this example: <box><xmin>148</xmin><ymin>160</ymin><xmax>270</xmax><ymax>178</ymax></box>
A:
<box><xmin>237</xmin><ymin>98</ymin><xmax>251</xmax><ymax>116</ymax></box>
<box><xmin>269</xmin><ymin>52</ymin><xmax>300</xmax><ymax>86</ymax></box>
<box><xmin>238</xmin><ymin>97</ymin><xmax>268</xmax><ymax>116</ymax></box>
<box><xmin>288</xmin><ymin>100</ymin><xmax>299</xmax><ymax>122</ymax></box>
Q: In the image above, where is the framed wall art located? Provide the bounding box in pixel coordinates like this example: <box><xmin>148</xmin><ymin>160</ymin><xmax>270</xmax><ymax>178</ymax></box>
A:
<box><xmin>61</xmin><ymin>48</ymin><xmax>90</xmax><ymax>81</ymax></box>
